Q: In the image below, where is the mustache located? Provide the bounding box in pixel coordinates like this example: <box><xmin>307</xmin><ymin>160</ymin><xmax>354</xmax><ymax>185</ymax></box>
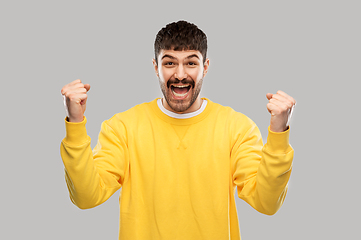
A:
<box><xmin>167</xmin><ymin>78</ymin><xmax>195</xmax><ymax>88</ymax></box>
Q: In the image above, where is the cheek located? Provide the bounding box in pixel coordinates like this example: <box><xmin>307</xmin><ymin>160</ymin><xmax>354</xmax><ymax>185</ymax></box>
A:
<box><xmin>158</xmin><ymin>67</ymin><xmax>171</xmax><ymax>82</ymax></box>
<box><xmin>192</xmin><ymin>68</ymin><xmax>204</xmax><ymax>81</ymax></box>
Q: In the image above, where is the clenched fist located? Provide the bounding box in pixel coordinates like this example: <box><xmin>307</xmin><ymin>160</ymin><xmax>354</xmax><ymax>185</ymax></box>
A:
<box><xmin>61</xmin><ymin>79</ymin><xmax>91</xmax><ymax>122</ymax></box>
<box><xmin>266</xmin><ymin>90</ymin><xmax>296</xmax><ymax>132</ymax></box>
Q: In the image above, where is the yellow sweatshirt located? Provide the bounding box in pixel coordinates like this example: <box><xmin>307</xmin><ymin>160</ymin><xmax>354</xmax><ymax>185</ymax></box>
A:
<box><xmin>60</xmin><ymin>98</ymin><xmax>293</xmax><ymax>240</ymax></box>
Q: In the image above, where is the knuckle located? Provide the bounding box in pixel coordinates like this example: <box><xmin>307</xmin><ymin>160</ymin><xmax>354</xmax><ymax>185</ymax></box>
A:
<box><xmin>68</xmin><ymin>94</ymin><xmax>74</xmax><ymax>100</ymax></box>
<box><xmin>62</xmin><ymin>84</ymin><xmax>71</xmax><ymax>92</ymax></box>
<box><xmin>74</xmin><ymin>82</ymin><xmax>83</xmax><ymax>88</ymax></box>
<box><xmin>272</xmin><ymin>109</ymin><xmax>281</xmax><ymax>115</ymax></box>
<box><xmin>285</xmin><ymin>101</ymin><xmax>293</xmax><ymax>108</ymax></box>
<box><xmin>68</xmin><ymin>93</ymin><xmax>77</xmax><ymax>100</ymax></box>
<box><xmin>64</xmin><ymin>92</ymin><xmax>71</xmax><ymax>98</ymax></box>
<box><xmin>289</xmin><ymin>98</ymin><xmax>296</xmax><ymax>106</ymax></box>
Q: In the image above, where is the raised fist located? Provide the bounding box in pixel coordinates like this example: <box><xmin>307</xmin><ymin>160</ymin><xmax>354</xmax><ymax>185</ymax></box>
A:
<box><xmin>61</xmin><ymin>79</ymin><xmax>91</xmax><ymax>122</ymax></box>
<box><xmin>266</xmin><ymin>90</ymin><xmax>296</xmax><ymax>132</ymax></box>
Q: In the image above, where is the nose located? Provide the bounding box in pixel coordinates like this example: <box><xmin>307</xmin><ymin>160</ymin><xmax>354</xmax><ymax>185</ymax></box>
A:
<box><xmin>174</xmin><ymin>64</ymin><xmax>187</xmax><ymax>80</ymax></box>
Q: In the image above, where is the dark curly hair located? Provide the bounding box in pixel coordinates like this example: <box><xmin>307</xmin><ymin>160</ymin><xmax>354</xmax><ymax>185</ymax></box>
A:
<box><xmin>154</xmin><ymin>20</ymin><xmax>208</xmax><ymax>64</ymax></box>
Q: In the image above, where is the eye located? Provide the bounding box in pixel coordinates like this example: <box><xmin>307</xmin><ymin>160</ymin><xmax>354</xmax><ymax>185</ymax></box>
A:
<box><xmin>164</xmin><ymin>62</ymin><xmax>174</xmax><ymax>66</ymax></box>
<box><xmin>187</xmin><ymin>62</ymin><xmax>197</xmax><ymax>66</ymax></box>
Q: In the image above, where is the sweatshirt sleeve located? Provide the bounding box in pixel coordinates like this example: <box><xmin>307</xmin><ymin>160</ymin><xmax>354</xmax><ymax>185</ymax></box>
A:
<box><xmin>60</xmin><ymin>116</ymin><xmax>127</xmax><ymax>209</ymax></box>
<box><xmin>231</xmin><ymin>117</ymin><xmax>294</xmax><ymax>215</ymax></box>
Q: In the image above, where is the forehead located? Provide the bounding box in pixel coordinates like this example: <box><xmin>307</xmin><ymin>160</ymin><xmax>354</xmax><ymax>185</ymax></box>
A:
<box><xmin>158</xmin><ymin>49</ymin><xmax>203</xmax><ymax>61</ymax></box>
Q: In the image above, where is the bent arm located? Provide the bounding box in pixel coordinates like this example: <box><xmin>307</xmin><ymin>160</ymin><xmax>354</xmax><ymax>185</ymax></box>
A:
<box><xmin>60</xmin><ymin>117</ymin><xmax>126</xmax><ymax>209</ymax></box>
<box><xmin>232</xmin><ymin>120</ymin><xmax>293</xmax><ymax>215</ymax></box>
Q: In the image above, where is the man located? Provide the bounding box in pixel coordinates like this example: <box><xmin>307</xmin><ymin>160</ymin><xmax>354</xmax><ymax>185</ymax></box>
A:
<box><xmin>60</xmin><ymin>20</ymin><xmax>296</xmax><ymax>240</ymax></box>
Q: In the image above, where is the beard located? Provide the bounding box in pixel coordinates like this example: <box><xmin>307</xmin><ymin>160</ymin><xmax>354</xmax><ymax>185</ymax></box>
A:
<box><xmin>159</xmin><ymin>77</ymin><xmax>203</xmax><ymax>113</ymax></box>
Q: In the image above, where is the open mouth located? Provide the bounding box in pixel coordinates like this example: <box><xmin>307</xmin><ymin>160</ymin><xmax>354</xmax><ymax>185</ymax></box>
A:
<box><xmin>170</xmin><ymin>84</ymin><xmax>192</xmax><ymax>98</ymax></box>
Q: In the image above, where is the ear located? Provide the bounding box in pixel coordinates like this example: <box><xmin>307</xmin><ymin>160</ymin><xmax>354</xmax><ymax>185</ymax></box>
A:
<box><xmin>203</xmin><ymin>58</ymin><xmax>210</xmax><ymax>77</ymax></box>
<box><xmin>152</xmin><ymin>58</ymin><xmax>159</xmax><ymax>77</ymax></box>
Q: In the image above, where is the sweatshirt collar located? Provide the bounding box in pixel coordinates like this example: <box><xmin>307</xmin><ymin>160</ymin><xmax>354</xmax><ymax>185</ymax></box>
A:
<box><xmin>151</xmin><ymin>98</ymin><xmax>213</xmax><ymax>125</ymax></box>
<box><xmin>157</xmin><ymin>98</ymin><xmax>208</xmax><ymax>119</ymax></box>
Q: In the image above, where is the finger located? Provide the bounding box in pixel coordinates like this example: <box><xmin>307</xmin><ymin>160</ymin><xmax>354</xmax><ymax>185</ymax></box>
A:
<box><xmin>64</xmin><ymin>83</ymin><xmax>87</xmax><ymax>95</ymax></box>
<box><xmin>84</xmin><ymin>84</ymin><xmax>91</xmax><ymax>92</ymax></box>
<box><xmin>269</xmin><ymin>98</ymin><xmax>289</xmax><ymax>113</ymax></box>
<box><xmin>69</xmin><ymin>82</ymin><xmax>90</xmax><ymax>92</ymax></box>
<box><xmin>276</xmin><ymin>90</ymin><xmax>296</xmax><ymax>105</ymax></box>
<box><xmin>67</xmin><ymin>92</ymin><xmax>88</xmax><ymax>104</ymax></box>
<box><xmin>61</xmin><ymin>79</ymin><xmax>82</xmax><ymax>94</ymax></box>
<box><xmin>61</xmin><ymin>85</ymin><xmax>70</xmax><ymax>95</ymax></box>
<box><xmin>71</xmin><ymin>79</ymin><xmax>82</xmax><ymax>85</ymax></box>
<box><xmin>63</xmin><ymin>86</ymin><xmax>86</xmax><ymax>97</ymax></box>
<box><xmin>66</xmin><ymin>79</ymin><xmax>82</xmax><ymax>89</ymax></box>
<box><xmin>266</xmin><ymin>93</ymin><xmax>273</xmax><ymax>100</ymax></box>
<box><xmin>270</xmin><ymin>93</ymin><xmax>287</xmax><ymax>101</ymax></box>
<box><xmin>79</xmin><ymin>93</ymin><xmax>88</xmax><ymax>104</ymax></box>
<box><xmin>266</xmin><ymin>102</ymin><xmax>278</xmax><ymax>115</ymax></box>
<box><xmin>270</xmin><ymin>93</ymin><xmax>294</xmax><ymax>109</ymax></box>
<box><xmin>71</xmin><ymin>82</ymin><xmax>86</xmax><ymax>89</ymax></box>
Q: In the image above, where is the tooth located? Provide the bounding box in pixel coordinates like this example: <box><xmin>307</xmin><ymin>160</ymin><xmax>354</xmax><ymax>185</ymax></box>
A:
<box><xmin>172</xmin><ymin>85</ymin><xmax>189</xmax><ymax>88</ymax></box>
<box><xmin>172</xmin><ymin>89</ymin><xmax>188</xmax><ymax>97</ymax></box>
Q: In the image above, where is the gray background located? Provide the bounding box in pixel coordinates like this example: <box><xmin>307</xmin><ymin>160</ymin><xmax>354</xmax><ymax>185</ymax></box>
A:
<box><xmin>1</xmin><ymin>0</ymin><xmax>360</xmax><ymax>239</ymax></box>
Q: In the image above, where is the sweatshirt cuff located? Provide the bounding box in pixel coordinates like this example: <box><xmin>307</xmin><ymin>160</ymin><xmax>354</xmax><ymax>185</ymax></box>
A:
<box><xmin>265</xmin><ymin>126</ymin><xmax>292</xmax><ymax>154</ymax></box>
<box><xmin>64</xmin><ymin>116</ymin><xmax>89</xmax><ymax>145</ymax></box>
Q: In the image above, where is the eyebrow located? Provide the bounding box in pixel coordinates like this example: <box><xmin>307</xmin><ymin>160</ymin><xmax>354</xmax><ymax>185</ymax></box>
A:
<box><xmin>161</xmin><ymin>54</ymin><xmax>200</xmax><ymax>60</ymax></box>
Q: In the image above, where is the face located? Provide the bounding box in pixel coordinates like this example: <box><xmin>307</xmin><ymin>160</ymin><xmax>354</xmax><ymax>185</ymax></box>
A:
<box><xmin>153</xmin><ymin>49</ymin><xmax>209</xmax><ymax>113</ymax></box>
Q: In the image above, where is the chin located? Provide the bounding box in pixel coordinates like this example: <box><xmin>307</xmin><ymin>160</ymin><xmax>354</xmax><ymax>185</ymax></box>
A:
<box><xmin>159</xmin><ymin>78</ymin><xmax>203</xmax><ymax>113</ymax></box>
<box><xmin>165</xmin><ymin>93</ymin><xmax>193</xmax><ymax>113</ymax></box>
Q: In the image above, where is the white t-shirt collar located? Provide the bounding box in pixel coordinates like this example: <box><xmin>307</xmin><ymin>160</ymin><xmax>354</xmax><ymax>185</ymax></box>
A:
<box><xmin>157</xmin><ymin>98</ymin><xmax>207</xmax><ymax>119</ymax></box>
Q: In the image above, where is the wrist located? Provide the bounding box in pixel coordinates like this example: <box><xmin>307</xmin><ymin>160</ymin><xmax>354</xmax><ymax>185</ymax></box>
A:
<box><xmin>68</xmin><ymin>115</ymin><xmax>85</xmax><ymax>123</ymax></box>
<box><xmin>269</xmin><ymin>125</ymin><xmax>289</xmax><ymax>133</ymax></box>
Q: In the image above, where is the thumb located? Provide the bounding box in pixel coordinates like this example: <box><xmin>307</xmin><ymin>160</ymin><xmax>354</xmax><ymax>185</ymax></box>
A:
<box><xmin>266</xmin><ymin>93</ymin><xmax>273</xmax><ymax>100</ymax></box>
<box><xmin>84</xmin><ymin>84</ymin><xmax>91</xmax><ymax>92</ymax></box>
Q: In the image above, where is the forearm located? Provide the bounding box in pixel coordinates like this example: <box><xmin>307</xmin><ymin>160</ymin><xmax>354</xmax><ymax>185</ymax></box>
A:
<box><xmin>254</xmin><ymin>128</ymin><xmax>293</xmax><ymax>214</ymax></box>
<box><xmin>235</xmin><ymin>127</ymin><xmax>294</xmax><ymax>215</ymax></box>
<box><xmin>60</xmin><ymin>117</ymin><xmax>119</xmax><ymax>209</ymax></box>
